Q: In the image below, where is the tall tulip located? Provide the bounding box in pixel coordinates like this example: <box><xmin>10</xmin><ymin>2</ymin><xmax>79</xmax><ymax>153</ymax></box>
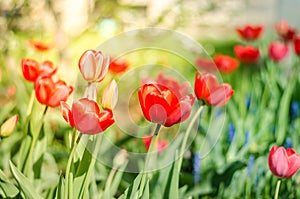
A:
<box><xmin>21</xmin><ymin>59</ymin><xmax>57</xmax><ymax>82</ymax></box>
<box><xmin>78</xmin><ymin>49</ymin><xmax>110</xmax><ymax>82</ymax></box>
<box><xmin>268</xmin><ymin>145</ymin><xmax>300</xmax><ymax>178</ymax></box>
<box><xmin>138</xmin><ymin>83</ymin><xmax>195</xmax><ymax>127</ymax></box>
<box><xmin>35</xmin><ymin>76</ymin><xmax>73</xmax><ymax>107</ymax></box>
<box><xmin>268</xmin><ymin>42</ymin><xmax>289</xmax><ymax>62</ymax></box>
<box><xmin>61</xmin><ymin>98</ymin><xmax>114</xmax><ymax>134</ymax></box>
<box><xmin>194</xmin><ymin>71</ymin><xmax>234</xmax><ymax>106</ymax></box>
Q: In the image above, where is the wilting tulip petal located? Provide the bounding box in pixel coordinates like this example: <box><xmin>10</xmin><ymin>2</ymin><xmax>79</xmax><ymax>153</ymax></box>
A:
<box><xmin>268</xmin><ymin>146</ymin><xmax>300</xmax><ymax>178</ymax></box>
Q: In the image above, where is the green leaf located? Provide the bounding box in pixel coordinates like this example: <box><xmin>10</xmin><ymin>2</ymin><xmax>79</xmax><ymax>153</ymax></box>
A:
<box><xmin>9</xmin><ymin>161</ymin><xmax>43</xmax><ymax>199</ymax></box>
<box><xmin>0</xmin><ymin>169</ymin><xmax>19</xmax><ymax>198</ymax></box>
<box><xmin>119</xmin><ymin>173</ymin><xmax>142</xmax><ymax>199</ymax></box>
<box><xmin>140</xmin><ymin>179</ymin><xmax>149</xmax><ymax>199</ymax></box>
<box><xmin>55</xmin><ymin>174</ymin><xmax>64</xmax><ymax>199</ymax></box>
<box><xmin>163</xmin><ymin>150</ymin><xmax>179</xmax><ymax>199</ymax></box>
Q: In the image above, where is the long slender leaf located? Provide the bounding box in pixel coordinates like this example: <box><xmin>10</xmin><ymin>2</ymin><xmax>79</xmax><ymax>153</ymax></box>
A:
<box><xmin>0</xmin><ymin>170</ymin><xmax>19</xmax><ymax>198</ymax></box>
<box><xmin>9</xmin><ymin>161</ymin><xmax>43</xmax><ymax>199</ymax></box>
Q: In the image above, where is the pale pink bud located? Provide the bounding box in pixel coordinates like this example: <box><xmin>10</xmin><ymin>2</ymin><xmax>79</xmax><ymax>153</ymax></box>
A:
<box><xmin>102</xmin><ymin>80</ymin><xmax>118</xmax><ymax>109</ymax></box>
<box><xmin>78</xmin><ymin>50</ymin><xmax>110</xmax><ymax>82</ymax></box>
<box><xmin>0</xmin><ymin>115</ymin><xmax>18</xmax><ymax>137</ymax></box>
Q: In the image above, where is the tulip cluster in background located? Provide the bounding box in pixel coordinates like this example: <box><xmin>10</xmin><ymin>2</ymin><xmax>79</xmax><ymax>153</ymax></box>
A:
<box><xmin>1</xmin><ymin>18</ymin><xmax>300</xmax><ymax>199</ymax></box>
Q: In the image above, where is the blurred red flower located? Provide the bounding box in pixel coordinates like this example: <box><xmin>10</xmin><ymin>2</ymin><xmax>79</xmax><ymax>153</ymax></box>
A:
<box><xmin>142</xmin><ymin>136</ymin><xmax>168</xmax><ymax>152</ymax></box>
<box><xmin>274</xmin><ymin>20</ymin><xmax>297</xmax><ymax>43</ymax></box>
<box><xmin>28</xmin><ymin>40</ymin><xmax>53</xmax><ymax>52</ymax></box>
<box><xmin>268</xmin><ymin>145</ymin><xmax>300</xmax><ymax>178</ymax></box>
<box><xmin>236</xmin><ymin>25</ymin><xmax>264</xmax><ymax>41</ymax></box>
<box><xmin>268</xmin><ymin>42</ymin><xmax>289</xmax><ymax>62</ymax></box>
<box><xmin>61</xmin><ymin>98</ymin><xmax>114</xmax><ymax>134</ymax></box>
<box><xmin>294</xmin><ymin>37</ymin><xmax>300</xmax><ymax>56</ymax></box>
<box><xmin>35</xmin><ymin>76</ymin><xmax>73</xmax><ymax>107</ymax></box>
<box><xmin>214</xmin><ymin>54</ymin><xmax>239</xmax><ymax>73</ymax></box>
<box><xmin>194</xmin><ymin>57</ymin><xmax>217</xmax><ymax>72</ymax></box>
<box><xmin>109</xmin><ymin>58</ymin><xmax>129</xmax><ymax>74</ymax></box>
<box><xmin>21</xmin><ymin>59</ymin><xmax>57</xmax><ymax>82</ymax></box>
<box><xmin>234</xmin><ymin>45</ymin><xmax>260</xmax><ymax>64</ymax></box>
<box><xmin>138</xmin><ymin>83</ymin><xmax>195</xmax><ymax>127</ymax></box>
<box><xmin>194</xmin><ymin>71</ymin><xmax>234</xmax><ymax>106</ymax></box>
<box><xmin>78</xmin><ymin>49</ymin><xmax>110</xmax><ymax>82</ymax></box>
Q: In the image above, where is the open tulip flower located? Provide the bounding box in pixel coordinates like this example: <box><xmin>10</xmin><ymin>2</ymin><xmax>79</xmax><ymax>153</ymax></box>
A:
<box><xmin>236</xmin><ymin>25</ymin><xmax>264</xmax><ymax>41</ymax></box>
<box><xmin>78</xmin><ymin>49</ymin><xmax>110</xmax><ymax>82</ymax></box>
<box><xmin>268</xmin><ymin>42</ymin><xmax>289</xmax><ymax>62</ymax></box>
<box><xmin>35</xmin><ymin>76</ymin><xmax>73</xmax><ymax>107</ymax></box>
<box><xmin>234</xmin><ymin>45</ymin><xmax>260</xmax><ymax>64</ymax></box>
<box><xmin>61</xmin><ymin>98</ymin><xmax>114</xmax><ymax>134</ymax></box>
<box><xmin>213</xmin><ymin>54</ymin><xmax>239</xmax><ymax>73</ymax></box>
<box><xmin>194</xmin><ymin>71</ymin><xmax>234</xmax><ymax>106</ymax></box>
<box><xmin>268</xmin><ymin>146</ymin><xmax>300</xmax><ymax>178</ymax></box>
<box><xmin>28</xmin><ymin>40</ymin><xmax>53</xmax><ymax>52</ymax></box>
<box><xmin>274</xmin><ymin>20</ymin><xmax>297</xmax><ymax>43</ymax></box>
<box><xmin>21</xmin><ymin>59</ymin><xmax>57</xmax><ymax>82</ymax></box>
<box><xmin>138</xmin><ymin>83</ymin><xmax>195</xmax><ymax>127</ymax></box>
<box><xmin>109</xmin><ymin>58</ymin><xmax>129</xmax><ymax>74</ymax></box>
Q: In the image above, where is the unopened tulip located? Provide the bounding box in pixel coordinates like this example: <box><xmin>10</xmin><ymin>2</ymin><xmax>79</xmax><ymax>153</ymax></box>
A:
<box><xmin>0</xmin><ymin>115</ymin><xmax>18</xmax><ymax>137</ymax></box>
<box><xmin>102</xmin><ymin>80</ymin><xmax>118</xmax><ymax>110</ymax></box>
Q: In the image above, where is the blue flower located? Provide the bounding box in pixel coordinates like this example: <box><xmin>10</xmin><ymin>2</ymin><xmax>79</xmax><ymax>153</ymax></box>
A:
<box><xmin>291</xmin><ymin>101</ymin><xmax>299</xmax><ymax>120</ymax></box>
<box><xmin>227</xmin><ymin>123</ymin><xmax>235</xmax><ymax>144</ymax></box>
<box><xmin>247</xmin><ymin>155</ymin><xmax>255</xmax><ymax>176</ymax></box>
<box><xmin>285</xmin><ymin>137</ymin><xmax>292</xmax><ymax>148</ymax></box>
<box><xmin>193</xmin><ymin>151</ymin><xmax>201</xmax><ymax>185</ymax></box>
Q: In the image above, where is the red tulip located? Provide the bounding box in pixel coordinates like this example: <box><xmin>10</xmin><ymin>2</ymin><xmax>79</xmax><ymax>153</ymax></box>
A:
<box><xmin>268</xmin><ymin>42</ymin><xmax>289</xmax><ymax>62</ymax></box>
<box><xmin>268</xmin><ymin>146</ymin><xmax>300</xmax><ymax>178</ymax></box>
<box><xmin>234</xmin><ymin>45</ymin><xmax>260</xmax><ymax>64</ymax></box>
<box><xmin>109</xmin><ymin>58</ymin><xmax>129</xmax><ymax>73</ymax></box>
<box><xmin>236</xmin><ymin>25</ymin><xmax>264</xmax><ymax>41</ymax></box>
<box><xmin>214</xmin><ymin>54</ymin><xmax>239</xmax><ymax>73</ymax></box>
<box><xmin>138</xmin><ymin>83</ymin><xmax>195</xmax><ymax>127</ymax></box>
<box><xmin>194</xmin><ymin>71</ymin><xmax>234</xmax><ymax>106</ymax></box>
<box><xmin>62</xmin><ymin>98</ymin><xmax>114</xmax><ymax>134</ymax></box>
<box><xmin>78</xmin><ymin>49</ymin><xmax>110</xmax><ymax>82</ymax></box>
<box><xmin>194</xmin><ymin>57</ymin><xmax>217</xmax><ymax>72</ymax></box>
<box><xmin>294</xmin><ymin>37</ymin><xmax>300</xmax><ymax>56</ymax></box>
<box><xmin>142</xmin><ymin>136</ymin><xmax>168</xmax><ymax>152</ymax></box>
<box><xmin>274</xmin><ymin>20</ymin><xmax>297</xmax><ymax>42</ymax></box>
<box><xmin>28</xmin><ymin>40</ymin><xmax>53</xmax><ymax>52</ymax></box>
<box><xmin>35</xmin><ymin>76</ymin><xmax>73</xmax><ymax>107</ymax></box>
<box><xmin>21</xmin><ymin>59</ymin><xmax>57</xmax><ymax>82</ymax></box>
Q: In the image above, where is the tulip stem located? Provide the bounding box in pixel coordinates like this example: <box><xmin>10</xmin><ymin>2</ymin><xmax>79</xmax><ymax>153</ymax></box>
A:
<box><xmin>178</xmin><ymin>105</ymin><xmax>205</xmax><ymax>170</ymax></box>
<box><xmin>139</xmin><ymin>123</ymin><xmax>161</xmax><ymax>197</ymax></box>
<box><xmin>274</xmin><ymin>179</ymin><xmax>281</xmax><ymax>199</ymax></box>
<box><xmin>64</xmin><ymin>133</ymin><xmax>82</xmax><ymax>199</ymax></box>
<box><xmin>24</xmin><ymin>105</ymin><xmax>48</xmax><ymax>177</ymax></box>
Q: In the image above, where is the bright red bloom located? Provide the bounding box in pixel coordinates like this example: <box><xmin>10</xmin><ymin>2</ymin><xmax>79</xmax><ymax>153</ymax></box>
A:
<box><xmin>138</xmin><ymin>83</ymin><xmax>195</xmax><ymax>127</ymax></box>
<box><xmin>236</xmin><ymin>25</ymin><xmax>264</xmax><ymax>41</ymax></box>
<box><xmin>274</xmin><ymin>20</ymin><xmax>297</xmax><ymax>42</ymax></box>
<box><xmin>109</xmin><ymin>58</ymin><xmax>129</xmax><ymax>73</ymax></box>
<box><xmin>268</xmin><ymin>145</ymin><xmax>300</xmax><ymax>178</ymax></box>
<box><xmin>35</xmin><ymin>76</ymin><xmax>73</xmax><ymax>107</ymax></box>
<box><xmin>214</xmin><ymin>54</ymin><xmax>239</xmax><ymax>73</ymax></box>
<box><xmin>294</xmin><ymin>37</ymin><xmax>300</xmax><ymax>56</ymax></box>
<box><xmin>194</xmin><ymin>71</ymin><xmax>234</xmax><ymax>106</ymax></box>
<box><xmin>234</xmin><ymin>45</ymin><xmax>260</xmax><ymax>64</ymax></box>
<box><xmin>194</xmin><ymin>57</ymin><xmax>217</xmax><ymax>72</ymax></box>
<box><xmin>61</xmin><ymin>98</ymin><xmax>114</xmax><ymax>134</ymax></box>
<box><xmin>268</xmin><ymin>42</ymin><xmax>289</xmax><ymax>62</ymax></box>
<box><xmin>78</xmin><ymin>49</ymin><xmax>110</xmax><ymax>82</ymax></box>
<box><xmin>21</xmin><ymin>59</ymin><xmax>57</xmax><ymax>82</ymax></box>
<box><xmin>142</xmin><ymin>136</ymin><xmax>168</xmax><ymax>152</ymax></box>
<box><xmin>28</xmin><ymin>40</ymin><xmax>53</xmax><ymax>52</ymax></box>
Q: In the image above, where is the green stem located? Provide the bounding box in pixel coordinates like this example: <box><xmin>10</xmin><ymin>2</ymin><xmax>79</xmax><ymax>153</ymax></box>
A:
<box><xmin>274</xmin><ymin>179</ymin><xmax>281</xmax><ymax>199</ymax></box>
<box><xmin>79</xmin><ymin>134</ymin><xmax>103</xmax><ymax>198</ymax></box>
<box><xmin>24</xmin><ymin>106</ymin><xmax>48</xmax><ymax>176</ymax></box>
<box><xmin>64</xmin><ymin>133</ymin><xmax>82</xmax><ymax>199</ymax></box>
<box><xmin>138</xmin><ymin>123</ymin><xmax>161</xmax><ymax>197</ymax></box>
<box><xmin>178</xmin><ymin>105</ymin><xmax>205</xmax><ymax>170</ymax></box>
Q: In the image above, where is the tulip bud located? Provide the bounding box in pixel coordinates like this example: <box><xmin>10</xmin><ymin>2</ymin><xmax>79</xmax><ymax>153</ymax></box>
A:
<box><xmin>102</xmin><ymin>80</ymin><xmax>118</xmax><ymax>109</ymax></box>
<box><xmin>0</xmin><ymin>115</ymin><xmax>18</xmax><ymax>137</ymax></box>
<box><xmin>113</xmin><ymin>149</ymin><xmax>128</xmax><ymax>169</ymax></box>
<box><xmin>78</xmin><ymin>50</ymin><xmax>110</xmax><ymax>82</ymax></box>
